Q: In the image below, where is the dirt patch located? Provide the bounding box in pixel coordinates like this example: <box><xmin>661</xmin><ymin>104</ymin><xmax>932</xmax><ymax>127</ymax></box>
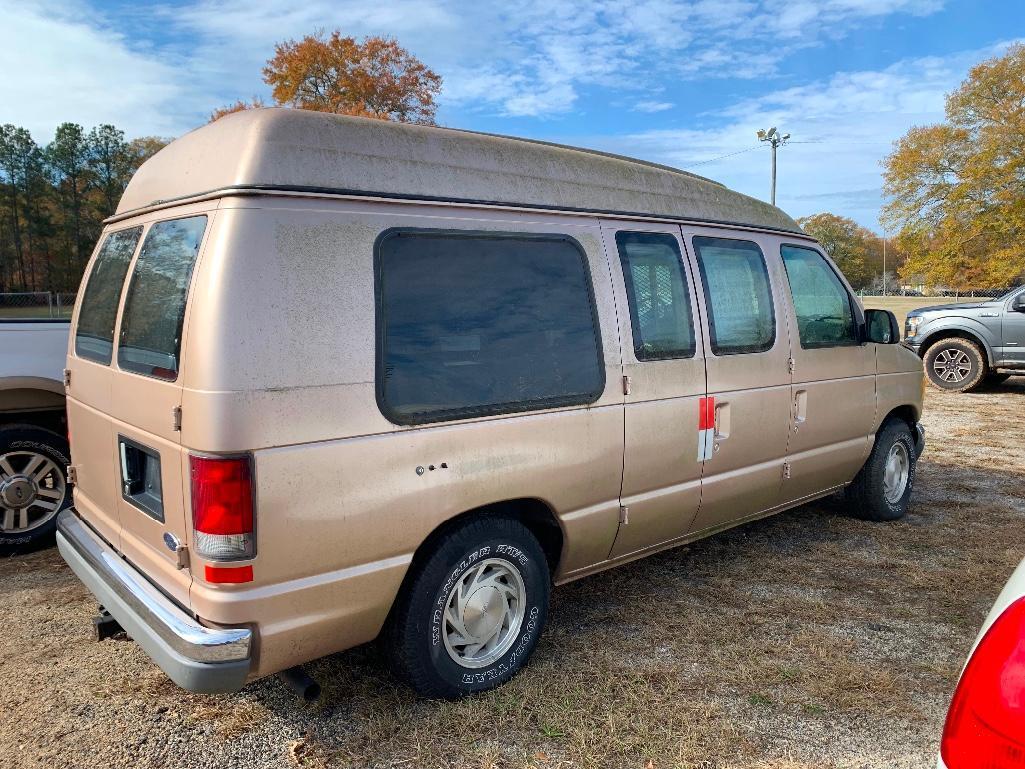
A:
<box><xmin>1</xmin><ymin>379</ymin><xmax>1023</xmax><ymax>768</ymax></box>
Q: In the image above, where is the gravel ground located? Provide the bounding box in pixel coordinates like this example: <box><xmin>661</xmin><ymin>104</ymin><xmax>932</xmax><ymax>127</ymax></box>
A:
<box><xmin>2</xmin><ymin>380</ymin><xmax>1023</xmax><ymax>769</ymax></box>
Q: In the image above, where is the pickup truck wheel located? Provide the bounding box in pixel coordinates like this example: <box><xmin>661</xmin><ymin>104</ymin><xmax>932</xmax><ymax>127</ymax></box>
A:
<box><xmin>384</xmin><ymin>517</ymin><xmax>550</xmax><ymax>699</ymax></box>
<box><xmin>0</xmin><ymin>424</ymin><xmax>71</xmax><ymax>555</ymax></box>
<box><xmin>923</xmin><ymin>338</ymin><xmax>986</xmax><ymax>392</ymax></box>
<box><xmin>846</xmin><ymin>420</ymin><xmax>917</xmax><ymax>522</ymax></box>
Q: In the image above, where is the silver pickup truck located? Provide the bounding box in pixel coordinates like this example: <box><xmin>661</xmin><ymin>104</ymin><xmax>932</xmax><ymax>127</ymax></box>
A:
<box><xmin>903</xmin><ymin>286</ymin><xmax>1025</xmax><ymax>392</ymax></box>
<box><xmin>0</xmin><ymin>320</ymin><xmax>72</xmax><ymax>554</ymax></box>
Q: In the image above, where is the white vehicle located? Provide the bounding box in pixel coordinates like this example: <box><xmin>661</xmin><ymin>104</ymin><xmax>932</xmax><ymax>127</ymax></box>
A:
<box><xmin>939</xmin><ymin>556</ymin><xmax>1025</xmax><ymax>767</ymax></box>
<box><xmin>0</xmin><ymin>319</ymin><xmax>72</xmax><ymax>553</ymax></box>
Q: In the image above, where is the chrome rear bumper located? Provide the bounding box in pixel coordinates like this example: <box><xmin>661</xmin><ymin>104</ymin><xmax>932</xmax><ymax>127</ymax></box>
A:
<box><xmin>56</xmin><ymin>509</ymin><xmax>252</xmax><ymax>693</ymax></box>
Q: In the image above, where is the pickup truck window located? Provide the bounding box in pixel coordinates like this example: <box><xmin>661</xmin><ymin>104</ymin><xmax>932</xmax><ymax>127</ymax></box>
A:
<box><xmin>376</xmin><ymin>230</ymin><xmax>604</xmax><ymax>425</ymax></box>
<box><xmin>781</xmin><ymin>244</ymin><xmax>858</xmax><ymax>348</ymax></box>
<box><xmin>75</xmin><ymin>227</ymin><xmax>143</xmax><ymax>364</ymax></box>
<box><xmin>615</xmin><ymin>232</ymin><xmax>695</xmax><ymax>361</ymax></box>
<box><xmin>117</xmin><ymin>216</ymin><xmax>207</xmax><ymax>381</ymax></box>
<box><xmin>693</xmin><ymin>236</ymin><xmax>775</xmax><ymax>355</ymax></box>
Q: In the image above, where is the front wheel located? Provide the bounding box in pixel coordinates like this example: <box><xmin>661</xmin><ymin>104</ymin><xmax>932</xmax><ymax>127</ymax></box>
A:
<box><xmin>384</xmin><ymin>516</ymin><xmax>550</xmax><ymax>699</ymax></box>
<box><xmin>0</xmin><ymin>424</ymin><xmax>72</xmax><ymax>555</ymax></box>
<box><xmin>923</xmin><ymin>338</ymin><xmax>987</xmax><ymax>392</ymax></box>
<box><xmin>846</xmin><ymin>420</ymin><xmax>917</xmax><ymax>521</ymax></box>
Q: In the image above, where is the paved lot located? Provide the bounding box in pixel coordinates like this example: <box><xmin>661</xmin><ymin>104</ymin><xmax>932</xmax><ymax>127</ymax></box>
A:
<box><xmin>2</xmin><ymin>379</ymin><xmax>1023</xmax><ymax>769</ymax></box>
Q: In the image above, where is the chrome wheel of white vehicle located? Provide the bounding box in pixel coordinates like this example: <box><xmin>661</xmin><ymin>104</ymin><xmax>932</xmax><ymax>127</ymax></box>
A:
<box><xmin>442</xmin><ymin>558</ymin><xmax>526</xmax><ymax>669</ymax></box>
<box><xmin>882</xmin><ymin>442</ymin><xmax>910</xmax><ymax>504</ymax></box>
<box><xmin>0</xmin><ymin>450</ymin><xmax>67</xmax><ymax>534</ymax></box>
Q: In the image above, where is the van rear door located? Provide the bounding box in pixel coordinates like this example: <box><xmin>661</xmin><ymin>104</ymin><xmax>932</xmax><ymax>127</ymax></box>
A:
<box><xmin>69</xmin><ymin>212</ymin><xmax>211</xmax><ymax>607</ymax></box>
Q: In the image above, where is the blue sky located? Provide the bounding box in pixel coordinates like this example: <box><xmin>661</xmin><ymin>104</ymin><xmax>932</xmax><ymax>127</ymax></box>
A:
<box><xmin>1</xmin><ymin>0</ymin><xmax>1023</xmax><ymax>230</ymax></box>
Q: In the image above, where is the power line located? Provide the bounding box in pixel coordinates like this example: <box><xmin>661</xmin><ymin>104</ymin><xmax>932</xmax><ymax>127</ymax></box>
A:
<box><xmin>682</xmin><ymin>144</ymin><xmax>762</xmax><ymax>168</ymax></box>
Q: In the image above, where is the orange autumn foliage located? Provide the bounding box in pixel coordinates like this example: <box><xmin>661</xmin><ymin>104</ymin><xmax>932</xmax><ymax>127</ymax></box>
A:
<box><xmin>262</xmin><ymin>32</ymin><xmax>442</xmax><ymax>125</ymax></box>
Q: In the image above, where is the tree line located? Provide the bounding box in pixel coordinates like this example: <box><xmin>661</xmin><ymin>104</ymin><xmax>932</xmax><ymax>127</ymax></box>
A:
<box><xmin>0</xmin><ymin>124</ymin><xmax>167</xmax><ymax>294</ymax></box>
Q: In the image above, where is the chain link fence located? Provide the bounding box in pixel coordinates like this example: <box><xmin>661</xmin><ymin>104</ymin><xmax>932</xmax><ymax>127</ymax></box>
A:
<box><xmin>0</xmin><ymin>291</ymin><xmax>77</xmax><ymax>320</ymax></box>
<box><xmin>856</xmin><ymin>287</ymin><xmax>1011</xmax><ymax>299</ymax></box>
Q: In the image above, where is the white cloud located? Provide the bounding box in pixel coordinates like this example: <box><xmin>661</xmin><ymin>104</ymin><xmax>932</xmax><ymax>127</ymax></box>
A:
<box><xmin>0</xmin><ymin>0</ymin><xmax>186</xmax><ymax>140</ymax></box>
<box><xmin>598</xmin><ymin>39</ymin><xmax>1021</xmax><ymax>229</ymax></box>
<box><xmin>152</xmin><ymin>0</ymin><xmax>955</xmax><ymax>119</ymax></box>
<box><xmin>634</xmin><ymin>101</ymin><xmax>675</xmax><ymax>113</ymax></box>
<box><xmin>0</xmin><ymin>0</ymin><xmax>957</xmax><ymax>135</ymax></box>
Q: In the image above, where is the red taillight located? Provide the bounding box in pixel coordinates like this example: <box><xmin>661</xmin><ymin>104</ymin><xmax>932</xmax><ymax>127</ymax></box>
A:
<box><xmin>190</xmin><ymin>455</ymin><xmax>255</xmax><ymax>562</ymax></box>
<box><xmin>942</xmin><ymin>596</ymin><xmax>1025</xmax><ymax>768</ymax></box>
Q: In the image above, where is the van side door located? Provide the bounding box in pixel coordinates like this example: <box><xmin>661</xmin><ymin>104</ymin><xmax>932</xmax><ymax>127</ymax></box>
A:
<box><xmin>602</xmin><ymin>222</ymin><xmax>706</xmax><ymax>559</ymax></box>
<box><xmin>683</xmin><ymin>228</ymin><xmax>792</xmax><ymax>534</ymax></box>
<box><xmin>778</xmin><ymin>243</ymin><xmax>875</xmax><ymax>502</ymax></box>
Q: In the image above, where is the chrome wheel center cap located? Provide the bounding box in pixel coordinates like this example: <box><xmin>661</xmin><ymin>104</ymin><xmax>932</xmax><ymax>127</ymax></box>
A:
<box><xmin>0</xmin><ymin>475</ymin><xmax>36</xmax><ymax>509</ymax></box>
<box><xmin>463</xmin><ymin>586</ymin><xmax>504</xmax><ymax>639</ymax></box>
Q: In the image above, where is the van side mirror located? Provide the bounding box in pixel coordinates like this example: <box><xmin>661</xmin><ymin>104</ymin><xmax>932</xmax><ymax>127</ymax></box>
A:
<box><xmin>1012</xmin><ymin>294</ymin><xmax>1025</xmax><ymax>313</ymax></box>
<box><xmin>864</xmin><ymin>309</ymin><xmax>900</xmax><ymax>344</ymax></box>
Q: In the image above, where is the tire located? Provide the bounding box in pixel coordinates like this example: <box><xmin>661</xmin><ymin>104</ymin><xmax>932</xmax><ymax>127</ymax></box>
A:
<box><xmin>846</xmin><ymin>420</ymin><xmax>917</xmax><ymax>522</ymax></box>
<box><xmin>384</xmin><ymin>516</ymin><xmax>550</xmax><ymax>699</ymax></box>
<box><xmin>0</xmin><ymin>424</ymin><xmax>71</xmax><ymax>555</ymax></box>
<box><xmin>923</xmin><ymin>338</ymin><xmax>987</xmax><ymax>392</ymax></box>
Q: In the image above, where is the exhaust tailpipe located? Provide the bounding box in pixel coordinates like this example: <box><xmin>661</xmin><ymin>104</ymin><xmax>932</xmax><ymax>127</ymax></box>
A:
<box><xmin>279</xmin><ymin>666</ymin><xmax>321</xmax><ymax>702</ymax></box>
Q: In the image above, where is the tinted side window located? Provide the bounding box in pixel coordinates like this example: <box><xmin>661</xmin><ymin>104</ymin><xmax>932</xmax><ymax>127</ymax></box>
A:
<box><xmin>377</xmin><ymin>231</ymin><xmax>604</xmax><ymax>425</ymax></box>
<box><xmin>615</xmin><ymin>232</ymin><xmax>695</xmax><ymax>360</ymax></box>
<box><xmin>781</xmin><ymin>245</ymin><xmax>858</xmax><ymax>348</ymax></box>
<box><xmin>118</xmin><ymin>216</ymin><xmax>207</xmax><ymax>381</ymax></box>
<box><xmin>692</xmin><ymin>236</ymin><xmax>775</xmax><ymax>355</ymax></box>
<box><xmin>75</xmin><ymin>227</ymin><xmax>143</xmax><ymax>364</ymax></box>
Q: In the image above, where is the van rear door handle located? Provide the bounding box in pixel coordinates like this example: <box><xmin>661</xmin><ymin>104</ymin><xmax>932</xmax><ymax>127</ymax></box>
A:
<box><xmin>714</xmin><ymin>401</ymin><xmax>730</xmax><ymax>441</ymax></box>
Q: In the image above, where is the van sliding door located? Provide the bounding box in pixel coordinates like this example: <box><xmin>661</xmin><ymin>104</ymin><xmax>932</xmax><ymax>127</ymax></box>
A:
<box><xmin>683</xmin><ymin>228</ymin><xmax>792</xmax><ymax>534</ymax></box>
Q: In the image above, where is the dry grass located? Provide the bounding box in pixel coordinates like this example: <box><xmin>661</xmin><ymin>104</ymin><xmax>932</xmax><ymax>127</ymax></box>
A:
<box><xmin>1</xmin><ymin>379</ymin><xmax>1023</xmax><ymax>768</ymax></box>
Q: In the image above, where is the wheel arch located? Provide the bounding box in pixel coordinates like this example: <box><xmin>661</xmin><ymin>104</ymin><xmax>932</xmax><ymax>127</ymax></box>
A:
<box><xmin>407</xmin><ymin>497</ymin><xmax>564</xmax><ymax>580</ymax></box>
<box><xmin>877</xmin><ymin>405</ymin><xmax>923</xmax><ymax>455</ymax></box>
<box><xmin>918</xmin><ymin>327</ymin><xmax>994</xmax><ymax>366</ymax></box>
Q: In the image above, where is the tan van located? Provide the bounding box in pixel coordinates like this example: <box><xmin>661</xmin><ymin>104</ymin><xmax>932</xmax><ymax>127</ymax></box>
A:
<box><xmin>57</xmin><ymin>109</ymin><xmax>925</xmax><ymax>699</ymax></box>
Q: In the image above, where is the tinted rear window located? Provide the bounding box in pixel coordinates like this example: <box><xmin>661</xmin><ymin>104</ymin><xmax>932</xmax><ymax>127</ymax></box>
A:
<box><xmin>376</xmin><ymin>230</ymin><xmax>605</xmax><ymax>424</ymax></box>
<box><xmin>118</xmin><ymin>216</ymin><xmax>207</xmax><ymax>381</ymax></box>
<box><xmin>615</xmin><ymin>232</ymin><xmax>695</xmax><ymax>360</ymax></box>
<box><xmin>75</xmin><ymin>227</ymin><xmax>143</xmax><ymax>364</ymax></box>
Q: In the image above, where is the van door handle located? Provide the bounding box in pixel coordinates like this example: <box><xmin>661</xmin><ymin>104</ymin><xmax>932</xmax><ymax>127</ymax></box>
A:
<box><xmin>714</xmin><ymin>401</ymin><xmax>730</xmax><ymax>441</ymax></box>
<box><xmin>794</xmin><ymin>390</ymin><xmax>808</xmax><ymax>429</ymax></box>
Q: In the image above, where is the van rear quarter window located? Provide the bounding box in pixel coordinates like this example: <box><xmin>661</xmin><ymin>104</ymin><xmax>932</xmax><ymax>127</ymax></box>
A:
<box><xmin>75</xmin><ymin>227</ymin><xmax>143</xmax><ymax>364</ymax></box>
<box><xmin>376</xmin><ymin>230</ymin><xmax>605</xmax><ymax>425</ymax></box>
<box><xmin>692</xmin><ymin>236</ymin><xmax>775</xmax><ymax>355</ymax></box>
<box><xmin>117</xmin><ymin>216</ymin><xmax>207</xmax><ymax>381</ymax></box>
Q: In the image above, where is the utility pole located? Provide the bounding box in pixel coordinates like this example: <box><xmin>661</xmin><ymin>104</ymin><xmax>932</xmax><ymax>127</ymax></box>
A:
<box><xmin>882</xmin><ymin>232</ymin><xmax>887</xmax><ymax>297</ymax></box>
<box><xmin>757</xmin><ymin>127</ymin><xmax>790</xmax><ymax>205</ymax></box>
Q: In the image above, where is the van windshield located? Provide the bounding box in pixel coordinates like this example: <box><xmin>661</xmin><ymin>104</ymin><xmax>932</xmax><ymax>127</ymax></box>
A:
<box><xmin>117</xmin><ymin>216</ymin><xmax>207</xmax><ymax>381</ymax></box>
<box><xmin>75</xmin><ymin>227</ymin><xmax>143</xmax><ymax>364</ymax></box>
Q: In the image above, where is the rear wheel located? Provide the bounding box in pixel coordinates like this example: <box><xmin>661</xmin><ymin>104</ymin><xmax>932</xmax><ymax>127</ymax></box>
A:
<box><xmin>384</xmin><ymin>516</ymin><xmax>550</xmax><ymax>699</ymax></box>
<box><xmin>924</xmin><ymin>338</ymin><xmax>987</xmax><ymax>392</ymax></box>
<box><xmin>846</xmin><ymin>420</ymin><xmax>917</xmax><ymax>521</ymax></box>
<box><xmin>0</xmin><ymin>424</ymin><xmax>71</xmax><ymax>555</ymax></box>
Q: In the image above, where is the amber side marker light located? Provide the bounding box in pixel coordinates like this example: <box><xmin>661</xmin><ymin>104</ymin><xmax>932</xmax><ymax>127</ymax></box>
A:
<box><xmin>941</xmin><ymin>596</ymin><xmax>1025</xmax><ymax>768</ymax></box>
<box><xmin>190</xmin><ymin>455</ymin><xmax>255</xmax><ymax>582</ymax></box>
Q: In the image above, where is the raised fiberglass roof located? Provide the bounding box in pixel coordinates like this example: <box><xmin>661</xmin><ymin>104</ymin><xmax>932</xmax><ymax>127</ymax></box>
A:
<box><xmin>115</xmin><ymin>108</ymin><xmax>802</xmax><ymax>234</ymax></box>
